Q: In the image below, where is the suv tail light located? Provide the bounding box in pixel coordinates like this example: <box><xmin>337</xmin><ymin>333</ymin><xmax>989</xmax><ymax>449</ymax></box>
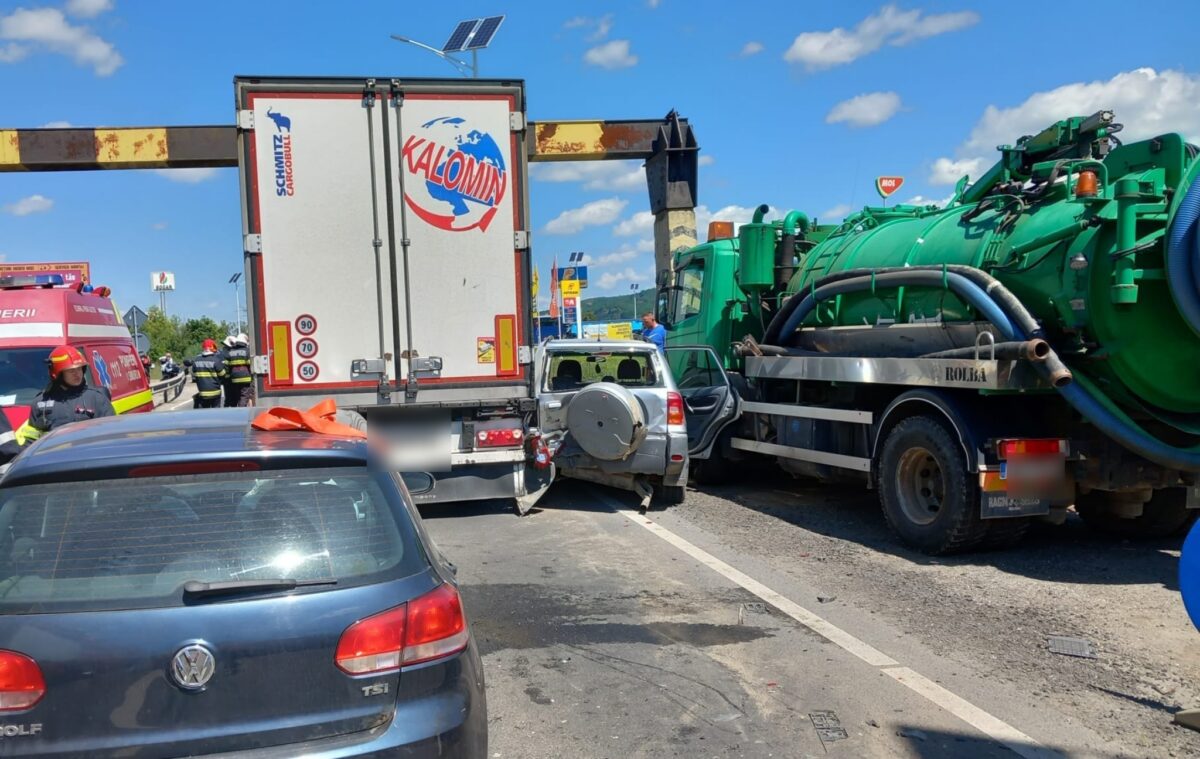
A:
<box><xmin>335</xmin><ymin>584</ymin><xmax>468</xmax><ymax>675</ymax></box>
<box><xmin>667</xmin><ymin>391</ymin><xmax>686</xmax><ymax>430</ymax></box>
<box><xmin>0</xmin><ymin>651</ymin><xmax>45</xmax><ymax>711</ymax></box>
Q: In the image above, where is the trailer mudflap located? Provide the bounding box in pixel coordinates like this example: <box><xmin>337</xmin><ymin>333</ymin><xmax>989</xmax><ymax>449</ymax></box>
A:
<box><xmin>979</xmin><ymin>470</ymin><xmax>1053</xmax><ymax>518</ymax></box>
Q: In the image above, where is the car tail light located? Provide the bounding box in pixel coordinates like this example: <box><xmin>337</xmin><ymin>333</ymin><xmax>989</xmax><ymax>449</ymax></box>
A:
<box><xmin>335</xmin><ymin>584</ymin><xmax>468</xmax><ymax>675</ymax></box>
<box><xmin>667</xmin><ymin>391</ymin><xmax>686</xmax><ymax>430</ymax></box>
<box><xmin>475</xmin><ymin>428</ymin><xmax>525</xmax><ymax>448</ymax></box>
<box><xmin>335</xmin><ymin>606</ymin><xmax>406</xmax><ymax>675</ymax></box>
<box><xmin>0</xmin><ymin>651</ymin><xmax>45</xmax><ymax>711</ymax></box>
<box><xmin>998</xmin><ymin>439</ymin><xmax>1067</xmax><ymax>459</ymax></box>
<box><xmin>402</xmin><ymin>584</ymin><xmax>468</xmax><ymax>666</ymax></box>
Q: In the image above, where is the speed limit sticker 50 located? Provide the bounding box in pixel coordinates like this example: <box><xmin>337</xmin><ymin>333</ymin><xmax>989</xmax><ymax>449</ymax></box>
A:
<box><xmin>297</xmin><ymin>361</ymin><xmax>320</xmax><ymax>382</ymax></box>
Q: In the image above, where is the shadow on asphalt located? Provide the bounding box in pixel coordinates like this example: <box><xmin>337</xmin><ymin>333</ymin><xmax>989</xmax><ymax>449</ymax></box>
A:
<box><xmin>889</xmin><ymin>725</ymin><xmax>1069</xmax><ymax>759</ymax></box>
<box><xmin>698</xmin><ymin>467</ymin><xmax>1184</xmax><ymax>590</ymax></box>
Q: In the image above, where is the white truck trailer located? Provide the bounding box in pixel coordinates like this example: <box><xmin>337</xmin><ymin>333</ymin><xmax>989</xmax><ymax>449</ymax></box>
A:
<box><xmin>235</xmin><ymin>76</ymin><xmax>549</xmax><ymax>510</ymax></box>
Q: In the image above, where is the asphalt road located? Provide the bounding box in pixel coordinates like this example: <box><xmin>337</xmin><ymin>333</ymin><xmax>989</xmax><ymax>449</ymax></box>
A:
<box><xmin>419</xmin><ymin>479</ymin><xmax>1148</xmax><ymax>759</ymax></box>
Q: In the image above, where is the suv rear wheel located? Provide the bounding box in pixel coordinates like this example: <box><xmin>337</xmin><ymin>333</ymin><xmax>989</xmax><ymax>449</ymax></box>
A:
<box><xmin>654</xmin><ymin>483</ymin><xmax>686</xmax><ymax>506</ymax></box>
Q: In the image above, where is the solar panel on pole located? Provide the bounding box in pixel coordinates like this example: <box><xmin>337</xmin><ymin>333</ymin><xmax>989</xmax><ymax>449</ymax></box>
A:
<box><xmin>465</xmin><ymin>15</ymin><xmax>505</xmax><ymax>49</ymax></box>
<box><xmin>442</xmin><ymin>19</ymin><xmax>481</xmax><ymax>52</ymax></box>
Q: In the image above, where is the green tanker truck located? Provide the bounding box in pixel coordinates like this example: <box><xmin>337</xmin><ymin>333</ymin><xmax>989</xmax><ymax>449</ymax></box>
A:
<box><xmin>660</xmin><ymin>110</ymin><xmax>1200</xmax><ymax>553</ymax></box>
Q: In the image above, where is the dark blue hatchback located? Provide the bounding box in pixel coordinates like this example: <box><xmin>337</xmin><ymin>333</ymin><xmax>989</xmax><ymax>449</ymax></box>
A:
<box><xmin>0</xmin><ymin>409</ymin><xmax>486</xmax><ymax>758</ymax></box>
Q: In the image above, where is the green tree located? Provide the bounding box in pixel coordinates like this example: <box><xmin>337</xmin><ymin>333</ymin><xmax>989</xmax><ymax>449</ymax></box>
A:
<box><xmin>141</xmin><ymin>308</ymin><xmax>186</xmax><ymax>361</ymax></box>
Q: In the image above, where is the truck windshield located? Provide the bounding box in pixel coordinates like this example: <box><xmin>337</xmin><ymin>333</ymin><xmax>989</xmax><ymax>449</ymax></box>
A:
<box><xmin>0</xmin><ymin>347</ymin><xmax>51</xmax><ymax>406</ymax></box>
<box><xmin>547</xmin><ymin>351</ymin><xmax>661</xmax><ymax>391</ymax></box>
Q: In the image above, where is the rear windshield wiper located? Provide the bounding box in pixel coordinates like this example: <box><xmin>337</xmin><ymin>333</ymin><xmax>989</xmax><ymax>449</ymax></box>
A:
<box><xmin>182</xmin><ymin>578</ymin><xmax>338</xmax><ymax>600</ymax></box>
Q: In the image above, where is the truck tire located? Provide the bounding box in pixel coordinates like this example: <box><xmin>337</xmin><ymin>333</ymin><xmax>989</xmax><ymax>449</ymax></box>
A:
<box><xmin>566</xmin><ymin>383</ymin><xmax>646</xmax><ymax>461</ymax></box>
<box><xmin>878</xmin><ymin>415</ymin><xmax>986</xmax><ymax>555</ymax></box>
<box><xmin>1076</xmin><ymin>488</ymin><xmax>1198</xmax><ymax>539</ymax></box>
<box><xmin>654</xmin><ymin>483</ymin><xmax>686</xmax><ymax>506</ymax></box>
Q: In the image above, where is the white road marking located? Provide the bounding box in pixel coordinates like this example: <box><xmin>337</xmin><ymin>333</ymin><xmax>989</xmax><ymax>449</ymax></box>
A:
<box><xmin>613</xmin><ymin>503</ymin><xmax>1050</xmax><ymax>758</ymax></box>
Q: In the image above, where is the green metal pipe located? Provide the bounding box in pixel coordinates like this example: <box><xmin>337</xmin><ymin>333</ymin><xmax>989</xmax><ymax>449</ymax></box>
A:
<box><xmin>1007</xmin><ymin>220</ymin><xmax>1090</xmax><ymax>258</ymax></box>
<box><xmin>782</xmin><ymin>210</ymin><xmax>810</xmax><ymax>236</ymax></box>
<box><xmin>1112</xmin><ymin>178</ymin><xmax>1141</xmax><ymax>304</ymax></box>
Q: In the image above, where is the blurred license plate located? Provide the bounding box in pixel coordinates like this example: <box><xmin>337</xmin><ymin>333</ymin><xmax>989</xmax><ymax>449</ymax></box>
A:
<box><xmin>1001</xmin><ymin>455</ymin><xmax>1064</xmax><ymax>495</ymax></box>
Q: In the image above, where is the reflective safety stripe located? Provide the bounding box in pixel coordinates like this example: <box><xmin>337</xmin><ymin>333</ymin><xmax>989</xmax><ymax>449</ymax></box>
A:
<box><xmin>0</xmin><ymin>431</ymin><xmax>14</xmax><ymax>445</ymax></box>
<box><xmin>231</xmin><ymin>377</ymin><xmax>253</xmax><ymax>384</ymax></box>
<box><xmin>113</xmin><ymin>389</ymin><xmax>153</xmax><ymax>414</ymax></box>
<box><xmin>198</xmin><ymin>390</ymin><xmax>222</xmax><ymax>398</ymax></box>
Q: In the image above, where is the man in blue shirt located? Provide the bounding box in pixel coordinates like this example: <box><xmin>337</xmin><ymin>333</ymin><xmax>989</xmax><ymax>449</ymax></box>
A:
<box><xmin>641</xmin><ymin>312</ymin><xmax>666</xmax><ymax>352</ymax></box>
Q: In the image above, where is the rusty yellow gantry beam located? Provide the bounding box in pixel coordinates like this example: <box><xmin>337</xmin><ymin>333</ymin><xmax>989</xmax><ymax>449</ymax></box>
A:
<box><xmin>0</xmin><ymin>114</ymin><xmax>698</xmax><ymax>285</ymax></box>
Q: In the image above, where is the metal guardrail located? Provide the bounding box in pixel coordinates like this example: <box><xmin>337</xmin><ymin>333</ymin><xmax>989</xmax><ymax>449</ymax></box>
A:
<box><xmin>151</xmin><ymin>372</ymin><xmax>188</xmax><ymax>405</ymax></box>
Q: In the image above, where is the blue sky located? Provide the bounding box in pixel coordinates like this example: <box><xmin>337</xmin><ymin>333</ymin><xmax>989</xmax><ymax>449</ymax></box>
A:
<box><xmin>0</xmin><ymin>0</ymin><xmax>1197</xmax><ymax>319</ymax></box>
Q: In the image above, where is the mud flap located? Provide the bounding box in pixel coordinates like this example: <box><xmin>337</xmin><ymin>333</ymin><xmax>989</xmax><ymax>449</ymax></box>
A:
<box><xmin>515</xmin><ymin>463</ymin><xmax>555</xmax><ymax>516</ymax></box>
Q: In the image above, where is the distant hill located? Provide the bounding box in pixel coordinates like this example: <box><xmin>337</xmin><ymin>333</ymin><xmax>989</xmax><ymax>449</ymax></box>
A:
<box><xmin>579</xmin><ymin>290</ymin><xmax>653</xmax><ymax>321</ymax></box>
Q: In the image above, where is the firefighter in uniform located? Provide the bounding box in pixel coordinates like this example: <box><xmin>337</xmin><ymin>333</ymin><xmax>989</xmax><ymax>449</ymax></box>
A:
<box><xmin>15</xmin><ymin>345</ymin><xmax>115</xmax><ymax>445</ymax></box>
<box><xmin>191</xmin><ymin>339</ymin><xmax>228</xmax><ymax>409</ymax></box>
<box><xmin>224</xmin><ymin>333</ymin><xmax>254</xmax><ymax>407</ymax></box>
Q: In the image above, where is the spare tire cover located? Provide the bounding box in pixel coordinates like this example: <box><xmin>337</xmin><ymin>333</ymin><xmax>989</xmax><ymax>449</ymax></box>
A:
<box><xmin>566</xmin><ymin>382</ymin><xmax>646</xmax><ymax>461</ymax></box>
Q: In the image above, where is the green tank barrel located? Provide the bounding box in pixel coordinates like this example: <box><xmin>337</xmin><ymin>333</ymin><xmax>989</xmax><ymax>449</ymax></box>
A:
<box><xmin>783</xmin><ymin>111</ymin><xmax>1200</xmax><ymax>420</ymax></box>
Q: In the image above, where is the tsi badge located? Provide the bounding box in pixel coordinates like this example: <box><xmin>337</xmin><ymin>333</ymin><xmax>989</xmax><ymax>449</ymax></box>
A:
<box><xmin>170</xmin><ymin>644</ymin><xmax>216</xmax><ymax>690</ymax></box>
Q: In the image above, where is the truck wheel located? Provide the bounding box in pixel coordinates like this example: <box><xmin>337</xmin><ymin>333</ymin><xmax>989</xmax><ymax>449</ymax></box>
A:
<box><xmin>654</xmin><ymin>484</ymin><xmax>686</xmax><ymax>506</ymax></box>
<box><xmin>1076</xmin><ymin>488</ymin><xmax>1198</xmax><ymax>539</ymax></box>
<box><xmin>878</xmin><ymin>415</ymin><xmax>986</xmax><ymax>555</ymax></box>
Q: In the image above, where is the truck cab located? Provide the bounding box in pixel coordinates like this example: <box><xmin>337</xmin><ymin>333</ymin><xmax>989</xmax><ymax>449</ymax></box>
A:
<box><xmin>0</xmin><ymin>275</ymin><xmax>153</xmax><ymax>428</ymax></box>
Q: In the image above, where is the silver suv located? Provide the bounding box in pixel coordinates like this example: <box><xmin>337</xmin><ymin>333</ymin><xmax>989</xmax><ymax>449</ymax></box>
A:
<box><xmin>535</xmin><ymin>340</ymin><xmax>737</xmax><ymax>507</ymax></box>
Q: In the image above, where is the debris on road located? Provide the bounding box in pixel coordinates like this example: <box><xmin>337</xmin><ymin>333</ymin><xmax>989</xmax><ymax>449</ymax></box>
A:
<box><xmin>810</xmin><ymin>711</ymin><xmax>849</xmax><ymax>745</ymax></box>
<box><xmin>817</xmin><ymin>595</ymin><xmax>837</xmax><ymax>603</ymax></box>
<box><xmin>1047</xmin><ymin>635</ymin><xmax>1098</xmax><ymax>659</ymax></box>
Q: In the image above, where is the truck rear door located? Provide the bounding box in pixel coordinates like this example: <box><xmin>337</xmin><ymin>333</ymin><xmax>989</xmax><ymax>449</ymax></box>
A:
<box><xmin>236</xmin><ymin>77</ymin><xmax>531</xmax><ymax>408</ymax></box>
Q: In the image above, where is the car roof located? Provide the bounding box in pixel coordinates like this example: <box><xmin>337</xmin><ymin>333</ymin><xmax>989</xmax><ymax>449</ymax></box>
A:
<box><xmin>2</xmin><ymin>408</ymin><xmax>371</xmax><ymax>487</ymax></box>
<box><xmin>544</xmin><ymin>339</ymin><xmax>655</xmax><ymax>352</ymax></box>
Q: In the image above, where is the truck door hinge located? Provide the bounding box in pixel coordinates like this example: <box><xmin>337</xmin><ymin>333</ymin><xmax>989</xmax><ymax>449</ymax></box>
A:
<box><xmin>518</xmin><ymin>345</ymin><xmax>532</xmax><ymax>364</ymax></box>
<box><xmin>514</xmin><ymin>230</ymin><xmax>530</xmax><ymax>250</ymax></box>
<box><xmin>237</xmin><ymin>110</ymin><xmax>255</xmax><ymax>130</ymax></box>
<box><xmin>244</xmin><ymin>234</ymin><xmax>262</xmax><ymax>254</ymax></box>
<box><xmin>509</xmin><ymin>112</ymin><xmax>526</xmax><ymax>132</ymax></box>
<box><xmin>251</xmin><ymin>355</ymin><xmax>270</xmax><ymax>375</ymax></box>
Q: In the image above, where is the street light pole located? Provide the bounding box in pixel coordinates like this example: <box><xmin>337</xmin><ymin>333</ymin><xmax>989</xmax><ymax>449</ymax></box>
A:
<box><xmin>229</xmin><ymin>273</ymin><xmax>243</xmax><ymax>334</ymax></box>
<box><xmin>630</xmin><ymin>283</ymin><xmax>640</xmax><ymax>320</ymax></box>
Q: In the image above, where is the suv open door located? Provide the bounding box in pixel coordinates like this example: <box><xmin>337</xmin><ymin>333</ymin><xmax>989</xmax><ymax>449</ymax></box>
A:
<box><xmin>664</xmin><ymin>346</ymin><xmax>739</xmax><ymax>458</ymax></box>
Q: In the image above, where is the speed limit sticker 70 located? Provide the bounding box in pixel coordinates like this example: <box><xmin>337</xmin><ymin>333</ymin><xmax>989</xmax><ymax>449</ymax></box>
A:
<box><xmin>295</xmin><ymin>314</ymin><xmax>317</xmax><ymax>336</ymax></box>
<box><xmin>296</xmin><ymin>337</ymin><xmax>318</xmax><ymax>358</ymax></box>
<box><xmin>297</xmin><ymin>361</ymin><xmax>320</xmax><ymax>382</ymax></box>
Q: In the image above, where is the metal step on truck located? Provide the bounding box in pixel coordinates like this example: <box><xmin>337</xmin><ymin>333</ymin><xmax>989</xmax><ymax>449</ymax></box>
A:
<box><xmin>236</xmin><ymin>76</ymin><xmax>550</xmax><ymax>511</ymax></box>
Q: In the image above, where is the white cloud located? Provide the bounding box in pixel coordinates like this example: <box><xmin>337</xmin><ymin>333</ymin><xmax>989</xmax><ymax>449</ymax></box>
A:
<box><xmin>563</xmin><ymin>16</ymin><xmax>590</xmax><ymax>29</ymax></box>
<box><xmin>698</xmin><ymin>154</ymin><xmax>715</xmax><ymax>167</ymax></box>
<box><xmin>530</xmin><ymin>160</ymin><xmax>643</xmax><ymax>192</ymax></box>
<box><xmin>40</xmin><ymin>120</ymin><xmax>72</xmax><ymax>128</ymax></box>
<box><xmin>740</xmin><ymin>41</ymin><xmax>764</xmax><ymax>57</ymax></box>
<box><xmin>826</xmin><ymin>91</ymin><xmax>902</xmax><ymax>128</ymax></box>
<box><xmin>929</xmin><ymin>157</ymin><xmax>983</xmax><ymax>185</ymax></box>
<box><xmin>545</xmin><ymin>197</ymin><xmax>628</xmax><ymax>235</ymax></box>
<box><xmin>0</xmin><ymin>43</ymin><xmax>26</xmax><ymax>62</ymax></box>
<box><xmin>151</xmin><ymin>221</ymin><xmax>168</xmax><ymax>231</ymax></box>
<box><xmin>564</xmin><ymin>14</ymin><xmax>613</xmax><ymax>41</ymax></box>
<box><xmin>821</xmin><ymin>204</ymin><xmax>852</xmax><ymax>220</ymax></box>
<box><xmin>153</xmin><ymin>167</ymin><xmax>220</xmax><ymax>183</ymax></box>
<box><xmin>647</xmin><ymin>0</ymin><xmax>662</xmax><ymax>7</ymax></box>
<box><xmin>902</xmin><ymin>194</ymin><xmax>954</xmax><ymax>207</ymax></box>
<box><xmin>613</xmin><ymin>210</ymin><xmax>654</xmax><ymax>237</ymax></box>
<box><xmin>591</xmin><ymin>14</ymin><xmax>613</xmax><ymax>41</ymax></box>
<box><xmin>934</xmin><ymin>68</ymin><xmax>1200</xmax><ymax>190</ymax></box>
<box><xmin>784</xmin><ymin>4</ymin><xmax>979</xmax><ymax>70</ymax></box>
<box><xmin>0</xmin><ymin>7</ymin><xmax>123</xmax><ymax>76</ymax></box>
<box><xmin>597</xmin><ymin>267</ymin><xmax>651</xmax><ymax>291</ymax></box>
<box><xmin>582</xmin><ymin>247</ymin><xmax>639</xmax><ymax>267</ymax></box>
<box><xmin>65</xmin><ymin>0</ymin><xmax>114</xmax><ymax>18</ymax></box>
<box><xmin>636</xmin><ymin>238</ymin><xmax>655</xmax><ymax>252</ymax></box>
<box><xmin>584</xmin><ymin>40</ymin><xmax>638</xmax><ymax>69</ymax></box>
<box><xmin>3</xmin><ymin>194</ymin><xmax>53</xmax><ymax>216</ymax></box>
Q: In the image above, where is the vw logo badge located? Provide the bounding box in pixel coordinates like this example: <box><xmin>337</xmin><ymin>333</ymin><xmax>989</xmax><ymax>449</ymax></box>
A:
<box><xmin>170</xmin><ymin>644</ymin><xmax>216</xmax><ymax>690</ymax></box>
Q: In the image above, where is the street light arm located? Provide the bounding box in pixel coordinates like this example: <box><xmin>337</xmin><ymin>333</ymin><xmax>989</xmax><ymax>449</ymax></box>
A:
<box><xmin>390</xmin><ymin>35</ymin><xmax>473</xmax><ymax>77</ymax></box>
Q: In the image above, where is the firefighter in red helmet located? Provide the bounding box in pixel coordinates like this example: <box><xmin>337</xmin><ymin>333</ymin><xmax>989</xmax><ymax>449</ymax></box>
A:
<box><xmin>15</xmin><ymin>345</ymin><xmax>115</xmax><ymax>445</ymax></box>
<box><xmin>190</xmin><ymin>338</ymin><xmax>228</xmax><ymax>409</ymax></box>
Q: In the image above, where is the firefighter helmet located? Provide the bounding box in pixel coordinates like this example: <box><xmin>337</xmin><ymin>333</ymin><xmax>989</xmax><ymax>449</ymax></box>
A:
<box><xmin>202</xmin><ymin>339</ymin><xmax>218</xmax><ymax>353</ymax></box>
<box><xmin>47</xmin><ymin>345</ymin><xmax>87</xmax><ymax>380</ymax></box>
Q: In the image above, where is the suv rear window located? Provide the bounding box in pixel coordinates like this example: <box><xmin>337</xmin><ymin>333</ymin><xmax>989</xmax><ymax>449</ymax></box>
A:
<box><xmin>0</xmin><ymin>467</ymin><xmax>426</xmax><ymax>613</ymax></box>
<box><xmin>546</xmin><ymin>351</ymin><xmax>661</xmax><ymax>391</ymax></box>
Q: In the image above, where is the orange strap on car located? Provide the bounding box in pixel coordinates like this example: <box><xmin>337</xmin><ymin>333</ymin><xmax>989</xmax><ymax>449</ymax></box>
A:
<box><xmin>250</xmin><ymin>399</ymin><xmax>367</xmax><ymax>439</ymax></box>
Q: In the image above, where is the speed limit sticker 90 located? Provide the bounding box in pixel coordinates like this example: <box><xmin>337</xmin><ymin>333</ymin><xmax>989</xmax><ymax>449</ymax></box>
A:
<box><xmin>296</xmin><ymin>337</ymin><xmax>319</xmax><ymax>358</ymax></box>
<box><xmin>297</xmin><ymin>361</ymin><xmax>320</xmax><ymax>382</ymax></box>
<box><xmin>295</xmin><ymin>314</ymin><xmax>318</xmax><ymax>336</ymax></box>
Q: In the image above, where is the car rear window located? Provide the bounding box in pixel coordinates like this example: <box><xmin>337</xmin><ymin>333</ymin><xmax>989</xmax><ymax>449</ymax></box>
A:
<box><xmin>0</xmin><ymin>467</ymin><xmax>427</xmax><ymax>613</ymax></box>
<box><xmin>546</xmin><ymin>351</ymin><xmax>661</xmax><ymax>391</ymax></box>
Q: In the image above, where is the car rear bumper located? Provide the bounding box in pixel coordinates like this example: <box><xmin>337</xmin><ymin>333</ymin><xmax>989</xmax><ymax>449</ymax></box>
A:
<box><xmin>162</xmin><ymin>641</ymin><xmax>486</xmax><ymax>759</ymax></box>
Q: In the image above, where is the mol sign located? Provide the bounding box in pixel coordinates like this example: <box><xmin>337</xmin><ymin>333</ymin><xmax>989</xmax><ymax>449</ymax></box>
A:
<box><xmin>875</xmin><ymin>176</ymin><xmax>905</xmax><ymax>199</ymax></box>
